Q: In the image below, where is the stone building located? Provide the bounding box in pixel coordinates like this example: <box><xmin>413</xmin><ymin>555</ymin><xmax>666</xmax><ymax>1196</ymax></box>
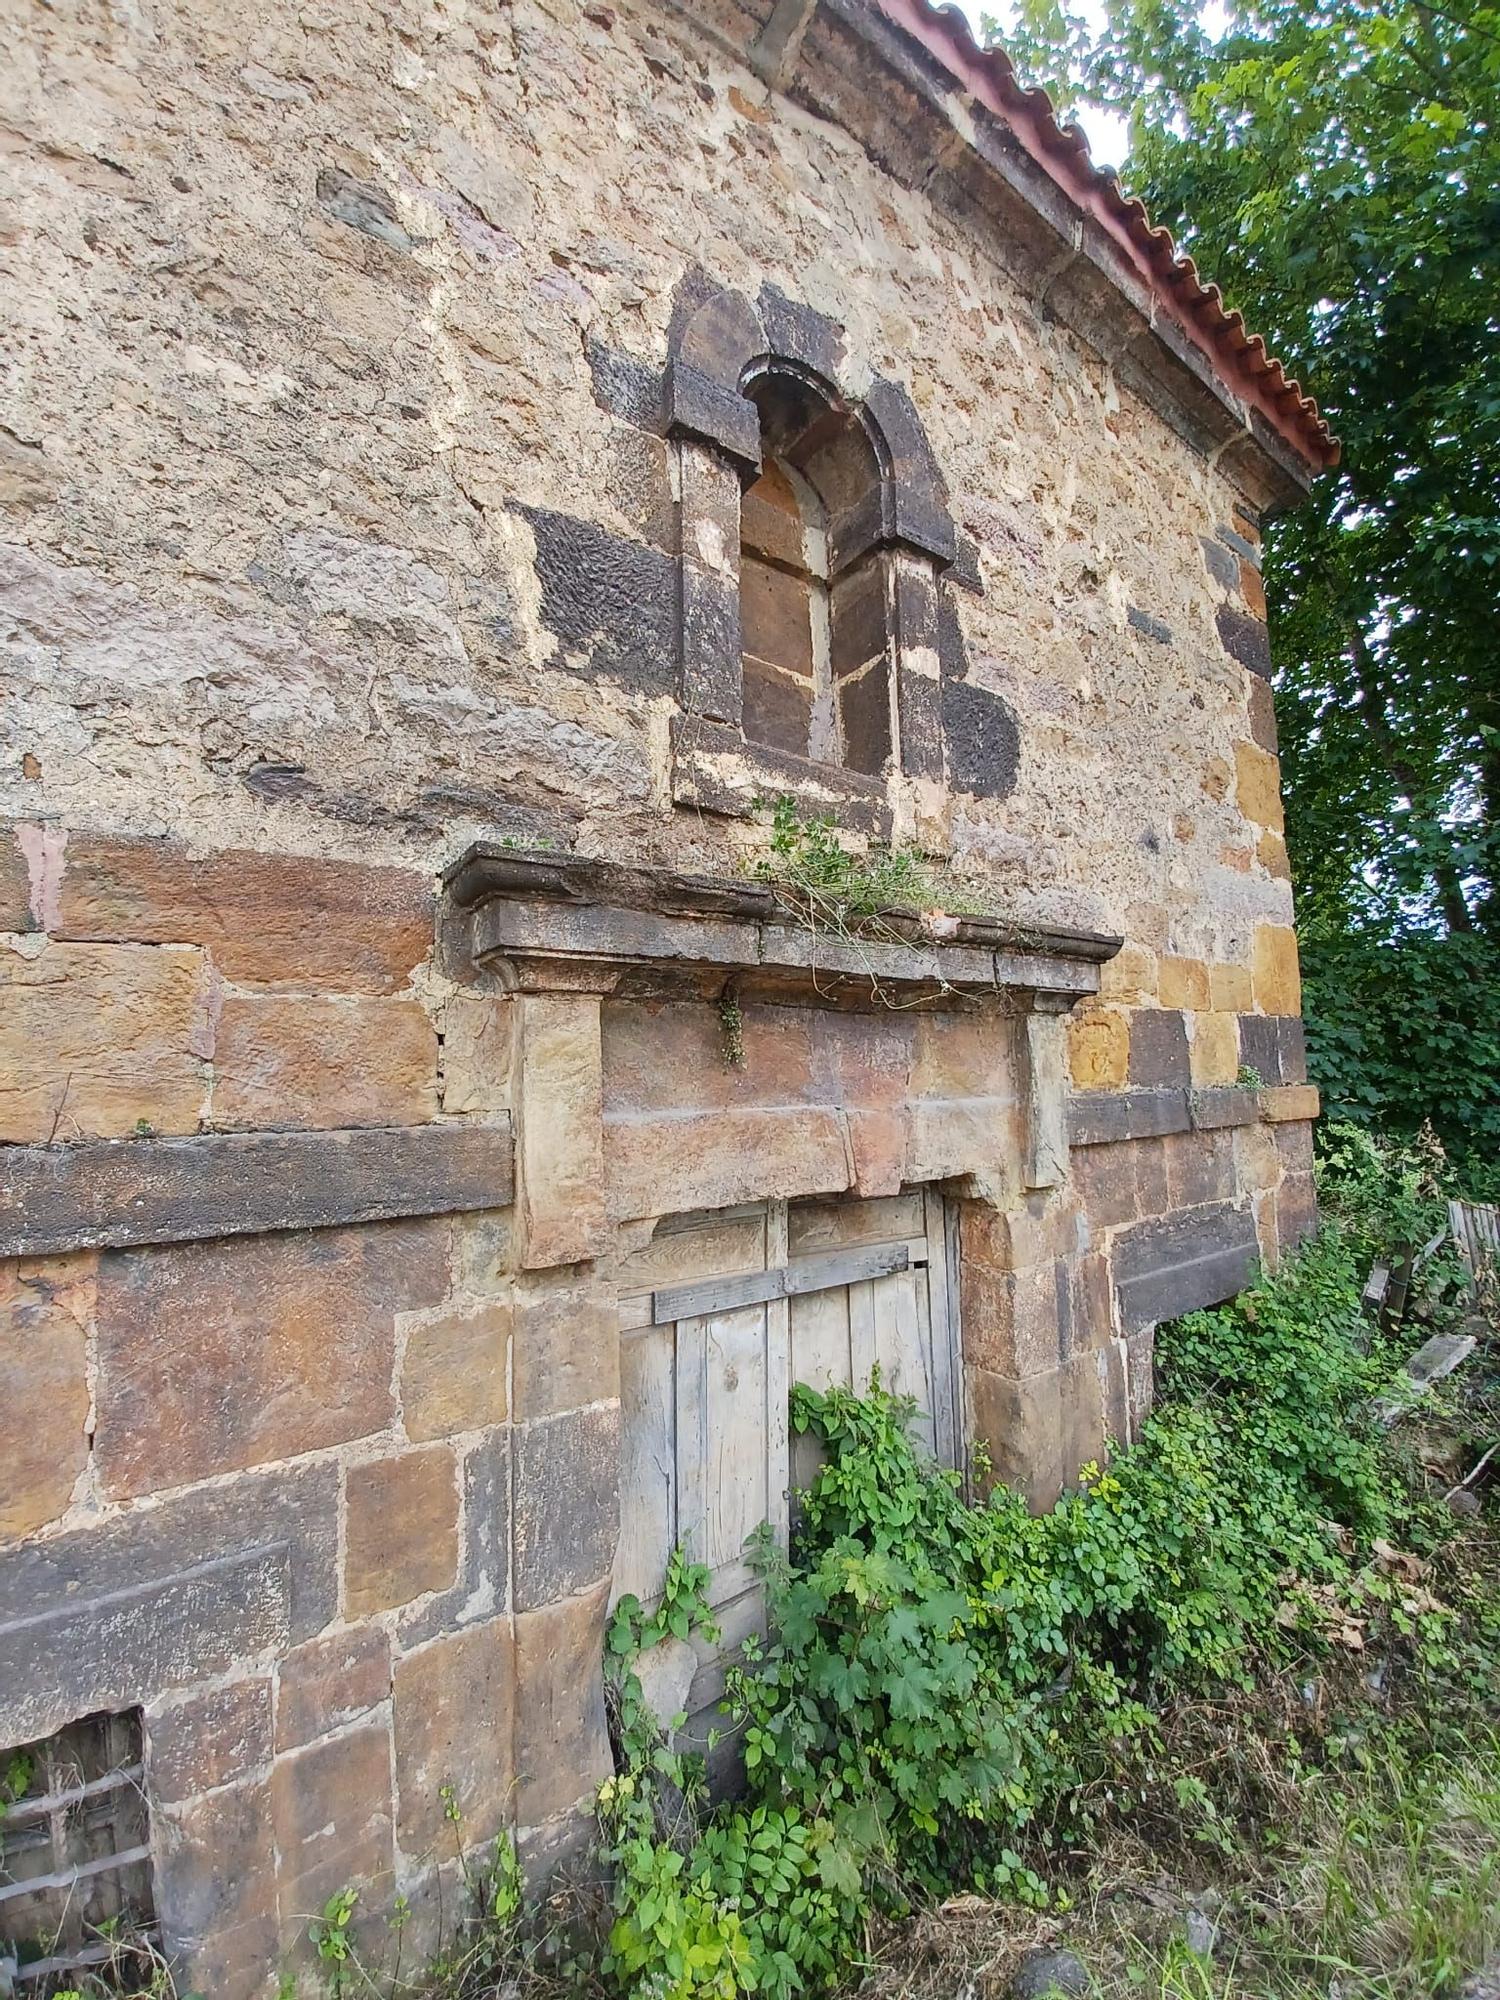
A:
<box><xmin>0</xmin><ymin>0</ymin><xmax>1329</xmax><ymax>1988</ymax></box>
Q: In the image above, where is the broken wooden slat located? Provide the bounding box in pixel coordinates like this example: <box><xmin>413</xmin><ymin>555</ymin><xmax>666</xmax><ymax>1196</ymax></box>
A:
<box><xmin>1373</xmin><ymin>1330</ymin><xmax>1479</xmax><ymax>1427</ymax></box>
<box><xmin>1362</xmin><ymin>1260</ymin><xmax>1391</xmax><ymax>1316</ymax></box>
<box><xmin>1450</xmin><ymin>1199</ymin><xmax>1500</xmax><ymax>1282</ymax></box>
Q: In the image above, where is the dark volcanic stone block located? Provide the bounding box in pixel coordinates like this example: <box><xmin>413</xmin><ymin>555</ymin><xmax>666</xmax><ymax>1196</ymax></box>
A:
<box><xmin>517</xmin><ymin>505</ymin><xmax>677</xmax><ymax>694</ymax></box>
<box><xmin>1112</xmin><ymin>1200</ymin><xmax>1259</xmax><ymax>1328</ymax></box>
<box><xmin>943</xmin><ymin>677</ymin><xmax>1019</xmax><ymax>799</ymax></box>
<box><xmin>1217</xmin><ymin>605</ymin><xmax>1272</xmax><ymax>678</ymax></box>
<box><xmin>1127</xmin><ymin>1010</ymin><xmax>1190</xmax><ymax>1088</ymax></box>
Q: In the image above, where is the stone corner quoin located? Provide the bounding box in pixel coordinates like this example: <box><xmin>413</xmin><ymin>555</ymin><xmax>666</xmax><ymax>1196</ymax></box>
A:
<box><xmin>0</xmin><ymin>0</ymin><xmax>1323</xmax><ymax>1989</ymax></box>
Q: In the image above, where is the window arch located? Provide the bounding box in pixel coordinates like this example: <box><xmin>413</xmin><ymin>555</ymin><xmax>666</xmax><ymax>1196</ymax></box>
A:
<box><xmin>664</xmin><ymin>281</ymin><xmax>968</xmax><ymax>827</ymax></box>
<box><xmin>738</xmin><ymin>372</ymin><xmax>892</xmax><ymax>777</ymax></box>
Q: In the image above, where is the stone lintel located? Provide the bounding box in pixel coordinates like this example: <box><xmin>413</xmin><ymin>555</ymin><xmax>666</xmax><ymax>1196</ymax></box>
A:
<box><xmin>0</xmin><ymin>1122</ymin><xmax>515</xmax><ymax>1260</ymax></box>
<box><xmin>448</xmin><ymin>846</ymin><xmax>1119</xmax><ymax>1008</ymax></box>
<box><xmin>0</xmin><ymin>1544</ymin><xmax>292</xmax><ymax>1747</ymax></box>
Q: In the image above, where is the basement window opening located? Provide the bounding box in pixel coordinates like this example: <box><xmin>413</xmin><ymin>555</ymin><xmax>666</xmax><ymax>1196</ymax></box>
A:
<box><xmin>0</xmin><ymin>1710</ymin><xmax>156</xmax><ymax>1993</ymax></box>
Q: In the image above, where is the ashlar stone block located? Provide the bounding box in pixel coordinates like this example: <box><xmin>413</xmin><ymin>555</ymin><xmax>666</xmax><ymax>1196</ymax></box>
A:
<box><xmin>0</xmin><ymin>941</ymin><xmax>207</xmax><ymax>1144</ymax></box>
<box><xmin>345</xmin><ymin>1445</ymin><xmax>460</xmax><ymax>1616</ymax></box>
<box><xmin>401</xmin><ymin>1299</ymin><xmax>512</xmax><ymax>1440</ymax></box>
<box><xmin>1251</xmin><ymin>925</ymin><xmax>1303</xmax><ymax>1016</ymax></box>
<box><xmin>0</xmin><ymin>1264</ymin><xmax>89</xmax><ymax>1539</ymax></box>
<box><xmin>515</xmin><ymin>992</ymin><xmax>608</xmax><ymax>1269</ymax></box>
<box><xmin>514</xmin><ymin>1583</ymin><xmax>612</xmax><ymax>1828</ymax></box>
<box><xmin>93</xmin><ymin>1219</ymin><xmax>447</xmax><ymax>1498</ymax></box>
<box><xmin>394</xmin><ymin>1619</ymin><xmax>515</xmax><ymax>1858</ymax></box>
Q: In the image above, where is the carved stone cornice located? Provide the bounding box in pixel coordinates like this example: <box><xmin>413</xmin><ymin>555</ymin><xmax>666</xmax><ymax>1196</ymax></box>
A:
<box><xmin>442</xmin><ymin>846</ymin><xmax>1120</xmax><ymax>1007</ymax></box>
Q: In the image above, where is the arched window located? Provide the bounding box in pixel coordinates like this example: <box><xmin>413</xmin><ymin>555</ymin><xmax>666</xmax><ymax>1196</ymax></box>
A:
<box><xmin>738</xmin><ymin>374</ymin><xmax>892</xmax><ymax>776</ymax></box>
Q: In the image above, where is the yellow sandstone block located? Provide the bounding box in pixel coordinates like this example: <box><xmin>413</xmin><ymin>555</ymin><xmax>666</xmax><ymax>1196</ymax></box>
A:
<box><xmin>1189</xmin><ymin>1010</ymin><xmax>1241</xmax><ymax>1087</ymax></box>
<box><xmin>1158</xmin><ymin>954</ymin><xmax>1211</xmax><ymax>1011</ymax></box>
<box><xmin>1235</xmin><ymin>740</ymin><xmax>1286</xmax><ymax>835</ymax></box>
<box><xmin>1209</xmin><ymin>962</ymin><xmax>1254</xmax><ymax>1012</ymax></box>
<box><xmin>1252</xmin><ymin>924</ymin><xmax>1302</xmax><ymax>1016</ymax></box>
<box><xmin>1066</xmin><ymin>1006</ymin><xmax>1130</xmax><ymax>1090</ymax></box>
<box><xmin>1098</xmin><ymin>942</ymin><xmax>1157</xmax><ymax>1005</ymax></box>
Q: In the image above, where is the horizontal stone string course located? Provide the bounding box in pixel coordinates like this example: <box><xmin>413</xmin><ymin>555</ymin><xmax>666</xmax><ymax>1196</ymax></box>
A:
<box><xmin>0</xmin><ymin>1119</ymin><xmax>514</xmax><ymax>1259</ymax></box>
<box><xmin>1067</xmin><ymin>1082</ymin><xmax>1318</xmax><ymax>1148</ymax></box>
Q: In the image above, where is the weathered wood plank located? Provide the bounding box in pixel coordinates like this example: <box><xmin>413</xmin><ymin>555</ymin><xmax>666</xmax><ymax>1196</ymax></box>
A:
<box><xmin>765</xmin><ymin>1201</ymin><xmax>791</xmax><ymax>1554</ymax></box>
<box><xmin>651</xmin><ymin>1241</ymin><xmax>910</xmax><ymax>1325</ymax></box>
<box><xmin>704</xmin><ymin>1305</ymin><xmax>769</xmax><ymax>1594</ymax></box>
<box><xmin>614</xmin><ymin>1326</ymin><xmax>677</xmax><ymax>1608</ymax></box>
<box><xmin>0</xmin><ymin>1120</ymin><xmax>515</xmax><ymax>1258</ymax></box>
<box><xmin>924</xmin><ymin>1186</ymin><xmax>961</xmax><ymax>1469</ymax></box>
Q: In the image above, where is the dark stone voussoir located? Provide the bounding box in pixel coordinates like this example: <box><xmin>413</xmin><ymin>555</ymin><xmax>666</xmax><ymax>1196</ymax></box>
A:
<box><xmin>1112</xmin><ymin>1200</ymin><xmax>1259</xmax><ymax>1329</ymax></box>
<box><xmin>757</xmin><ymin>285</ymin><xmax>846</xmax><ymax>384</ymax></box>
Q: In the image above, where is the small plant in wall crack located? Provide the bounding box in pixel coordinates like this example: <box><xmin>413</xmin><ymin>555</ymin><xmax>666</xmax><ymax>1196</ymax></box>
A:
<box><xmin>750</xmin><ymin>795</ymin><xmax>971</xmax><ymax>920</ymax></box>
<box><xmin>717</xmin><ymin>985</ymin><xmax>745</xmax><ymax>1068</ymax></box>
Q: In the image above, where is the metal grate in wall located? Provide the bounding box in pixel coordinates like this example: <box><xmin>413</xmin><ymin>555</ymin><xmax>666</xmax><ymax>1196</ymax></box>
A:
<box><xmin>0</xmin><ymin>1710</ymin><xmax>156</xmax><ymax>1993</ymax></box>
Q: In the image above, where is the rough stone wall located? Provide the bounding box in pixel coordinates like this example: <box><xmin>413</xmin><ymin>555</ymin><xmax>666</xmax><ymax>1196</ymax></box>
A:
<box><xmin>6</xmin><ymin>0</ymin><xmax>1289</xmax><ymax>939</ymax></box>
<box><xmin>0</xmin><ymin>0</ymin><xmax>1320</xmax><ymax>1988</ymax></box>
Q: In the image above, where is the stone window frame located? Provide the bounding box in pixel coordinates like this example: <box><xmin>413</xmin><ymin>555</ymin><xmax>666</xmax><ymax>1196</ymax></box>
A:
<box><xmin>664</xmin><ymin>284</ymin><xmax>960</xmax><ymax>837</ymax></box>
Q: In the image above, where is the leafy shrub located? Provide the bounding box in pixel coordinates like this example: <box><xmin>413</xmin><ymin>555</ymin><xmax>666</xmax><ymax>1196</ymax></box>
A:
<box><xmin>599</xmin><ymin>1226</ymin><xmax>1450</xmax><ymax>1998</ymax></box>
<box><xmin>1302</xmin><ymin>929</ymin><xmax>1500</xmax><ymax>1180</ymax></box>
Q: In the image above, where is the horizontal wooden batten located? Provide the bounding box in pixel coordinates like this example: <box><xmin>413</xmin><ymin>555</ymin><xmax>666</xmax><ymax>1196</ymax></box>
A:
<box><xmin>0</xmin><ymin>1120</ymin><xmax>514</xmax><ymax>1258</ymax></box>
<box><xmin>649</xmin><ymin>1240</ymin><xmax>914</xmax><ymax>1326</ymax></box>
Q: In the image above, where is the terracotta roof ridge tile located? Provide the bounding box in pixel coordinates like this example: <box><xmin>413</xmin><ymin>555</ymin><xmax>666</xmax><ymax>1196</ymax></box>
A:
<box><xmin>868</xmin><ymin>0</ymin><xmax>1339</xmax><ymax>469</ymax></box>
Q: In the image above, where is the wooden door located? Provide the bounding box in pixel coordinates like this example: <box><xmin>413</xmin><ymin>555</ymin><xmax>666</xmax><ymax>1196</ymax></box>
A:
<box><xmin>614</xmin><ymin>1190</ymin><xmax>959</xmax><ymax>1732</ymax></box>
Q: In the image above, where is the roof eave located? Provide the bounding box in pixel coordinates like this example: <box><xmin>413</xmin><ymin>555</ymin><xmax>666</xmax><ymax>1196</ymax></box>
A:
<box><xmin>757</xmin><ymin>0</ymin><xmax>1337</xmax><ymax>502</ymax></box>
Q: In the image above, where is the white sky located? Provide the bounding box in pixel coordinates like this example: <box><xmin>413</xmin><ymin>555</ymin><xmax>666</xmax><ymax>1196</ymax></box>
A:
<box><xmin>956</xmin><ymin>1</ymin><xmax>1134</xmax><ymax>173</ymax></box>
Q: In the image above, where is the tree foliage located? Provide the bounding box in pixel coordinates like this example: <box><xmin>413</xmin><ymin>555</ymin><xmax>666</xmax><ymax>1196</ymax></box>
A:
<box><xmin>987</xmin><ymin>0</ymin><xmax>1500</xmax><ymax>1160</ymax></box>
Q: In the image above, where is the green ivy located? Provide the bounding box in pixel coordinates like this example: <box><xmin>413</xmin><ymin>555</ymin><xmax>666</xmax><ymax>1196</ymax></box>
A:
<box><xmin>597</xmin><ymin>1212</ymin><xmax>1463</xmax><ymax>1999</ymax></box>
